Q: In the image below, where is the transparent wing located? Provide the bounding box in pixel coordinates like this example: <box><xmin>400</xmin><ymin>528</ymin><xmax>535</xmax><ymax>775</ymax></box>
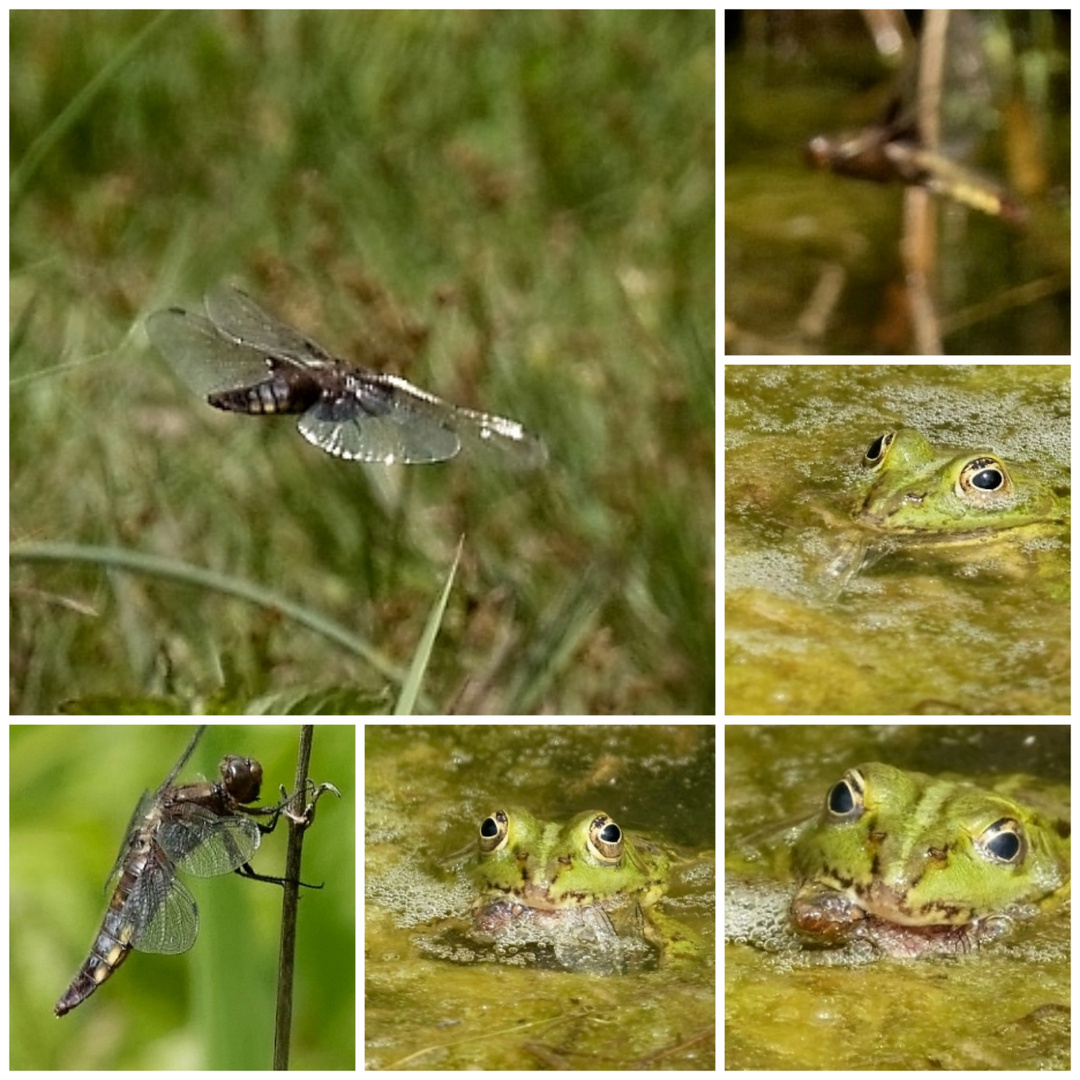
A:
<box><xmin>297</xmin><ymin>373</ymin><xmax>462</xmax><ymax>464</ymax></box>
<box><xmin>297</xmin><ymin>371</ymin><xmax>548</xmax><ymax>467</ymax></box>
<box><xmin>158</xmin><ymin>811</ymin><xmax>262</xmax><ymax>877</ymax></box>
<box><xmin>146</xmin><ymin>305</ymin><xmax>274</xmax><ymax>398</ymax></box>
<box><xmin>120</xmin><ymin>861</ymin><xmax>200</xmax><ymax>955</ymax></box>
<box><xmin>446</xmin><ymin>402</ymin><xmax>550</xmax><ymax>470</ymax></box>
<box><xmin>202</xmin><ymin>284</ymin><xmax>334</xmax><ymax>365</ymax></box>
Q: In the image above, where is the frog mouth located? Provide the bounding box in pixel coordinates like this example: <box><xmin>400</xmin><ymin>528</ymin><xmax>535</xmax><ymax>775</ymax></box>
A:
<box><xmin>859</xmin><ymin>882</ymin><xmax>973</xmax><ymax>927</ymax></box>
<box><xmin>854</xmin><ymin>512</ymin><xmax>1053</xmax><ymax>540</ymax></box>
<box><xmin>478</xmin><ymin>882</ymin><xmax>606</xmax><ymax>912</ymax></box>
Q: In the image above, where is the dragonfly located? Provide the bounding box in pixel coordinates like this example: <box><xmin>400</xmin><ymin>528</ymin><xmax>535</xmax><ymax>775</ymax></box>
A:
<box><xmin>805</xmin><ymin>110</ymin><xmax>1028</xmax><ymax>226</ymax></box>
<box><xmin>804</xmin><ymin>13</ymin><xmax>1028</xmax><ymax>226</ymax></box>
<box><xmin>54</xmin><ymin>726</ymin><xmax>336</xmax><ymax>1016</ymax></box>
<box><xmin>146</xmin><ymin>284</ymin><xmax>549</xmax><ymax>468</ymax></box>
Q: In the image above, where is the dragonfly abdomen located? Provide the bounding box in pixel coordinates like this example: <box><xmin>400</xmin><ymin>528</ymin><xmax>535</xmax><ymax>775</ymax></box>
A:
<box><xmin>207</xmin><ymin>365</ymin><xmax>324</xmax><ymax>416</ymax></box>
<box><xmin>53</xmin><ymin>842</ymin><xmax>154</xmax><ymax>1016</ymax></box>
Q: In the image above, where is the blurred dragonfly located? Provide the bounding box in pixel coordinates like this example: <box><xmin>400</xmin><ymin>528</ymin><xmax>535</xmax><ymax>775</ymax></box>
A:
<box><xmin>805</xmin><ymin>108</ymin><xmax>1028</xmax><ymax>226</ymax></box>
<box><xmin>147</xmin><ymin>284</ymin><xmax>548</xmax><ymax>468</ymax></box>
<box><xmin>804</xmin><ymin>11</ymin><xmax>1029</xmax><ymax>225</ymax></box>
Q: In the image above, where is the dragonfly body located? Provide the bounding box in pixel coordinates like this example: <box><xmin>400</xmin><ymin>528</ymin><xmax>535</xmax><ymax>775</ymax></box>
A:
<box><xmin>55</xmin><ymin>730</ymin><xmax>289</xmax><ymax>1016</ymax></box>
<box><xmin>806</xmin><ymin>124</ymin><xmax>1027</xmax><ymax>225</ymax></box>
<box><xmin>147</xmin><ymin>285</ymin><xmax>548</xmax><ymax>467</ymax></box>
<box><xmin>804</xmin><ymin>10</ymin><xmax>1029</xmax><ymax>228</ymax></box>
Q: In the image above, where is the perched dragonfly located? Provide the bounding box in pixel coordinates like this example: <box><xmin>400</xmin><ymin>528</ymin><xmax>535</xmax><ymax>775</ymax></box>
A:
<box><xmin>805</xmin><ymin>111</ymin><xmax>1028</xmax><ymax>226</ymax></box>
<box><xmin>55</xmin><ymin>726</ymin><xmax>323</xmax><ymax>1017</ymax></box>
<box><xmin>804</xmin><ymin>13</ymin><xmax>1028</xmax><ymax>226</ymax></box>
<box><xmin>146</xmin><ymin>284</ymin><xmax>549</xmax><ymax>468</ymax></box>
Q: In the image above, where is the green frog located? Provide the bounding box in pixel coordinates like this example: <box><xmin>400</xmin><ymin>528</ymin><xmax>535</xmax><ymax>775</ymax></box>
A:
<box><xmin>468</xmin><ymin>807</ymin><xmax>702</xmax><ymax>972</ymax></box>
<box><xmin>856</xmin><ymin>429</ymin><xmax>1069</xmax><ymax>537</ymax></box>
<box><xmin>789</xmin><ymin>763</ymin><xmax>1070</xmax><ymax>958</ymax></box>
<box><xmin>822</xmin><ymin>429</ymin><xmax>1069</xmax><ymax>590</ymax></box>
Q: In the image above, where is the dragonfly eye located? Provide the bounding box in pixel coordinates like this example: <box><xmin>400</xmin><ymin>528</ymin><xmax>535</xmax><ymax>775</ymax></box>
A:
<box><xmin>221</xmin><ymin>756</ymin><xmax>263</xmax><ymax>803</ymax></box>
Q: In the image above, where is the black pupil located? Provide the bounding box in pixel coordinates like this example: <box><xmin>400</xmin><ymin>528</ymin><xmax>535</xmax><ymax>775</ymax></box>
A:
<box><xmin>986</xmin><ymin>823</ymin><xmax>1021</xmax><ymax>861</ymax></box>
<box><xmin>828</xmin><ymin>781</ymin><xmax>856</xmax><ymax>815</ymax></box>
<box><xmin>971</xmin><ymin>468</ymin><xmax>1003</xmax><ymax>491</ymax></box>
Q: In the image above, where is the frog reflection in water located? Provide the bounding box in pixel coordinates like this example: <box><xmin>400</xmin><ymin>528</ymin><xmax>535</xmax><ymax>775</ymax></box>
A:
<box><xmin>468</xmin><ymin>808</ymin><xmax>701</xmax><ymax>973</ymax></box>
<box><xmin>826</xmin><ymin>428</ymin><xmax>1069</xmax><ymax>585</ymax></box>
<box><xmin>790</xmin><ymin>763</ymin><xmax>1070</xmax><ymax>958</ymax></box>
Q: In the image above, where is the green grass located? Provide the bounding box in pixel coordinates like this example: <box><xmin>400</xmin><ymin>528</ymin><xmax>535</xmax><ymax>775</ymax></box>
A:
<box><xmin>11</xmin><ymin>11</ymin><xmax>716</xmax><ymax>714</ymax></box>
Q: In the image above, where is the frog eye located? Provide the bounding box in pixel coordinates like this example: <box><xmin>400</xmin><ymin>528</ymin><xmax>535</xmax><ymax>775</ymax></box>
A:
<box><xmin>587</xmin><ymin>814</ymin><xmax>625</xmax><ymax>863</ymax></box>
<box><xmin>977</xmin><ymin>818</ymin><xmax>1026</xmax><ymax>864</ymax></box>
<box><xmin>957</xmin><ymin>457</ymin><xmax>1013</xmax><ymax>501</ymax></box>
<box><xmin>863</xmin><ymin>432</ymin><xmax>896</xmax><ymax>468</ymax></box>
<box><xmin>825</xmin><ymin>769</ymin><xmax>867</xmax><ymax>820</ymax></box>
<box><xmin>478</xmin><ymin>809</ymin><xmax>511</xmax><ymax>854</ymax></box>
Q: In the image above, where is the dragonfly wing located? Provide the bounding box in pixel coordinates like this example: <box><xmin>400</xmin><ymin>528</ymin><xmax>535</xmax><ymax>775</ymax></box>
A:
<box><xmin>297</xmin><ymin>375</ymin><xmax>462</xmax><ymax>464</ymax></box>
<box><xmin>147</xmin><ymin>307</ymin><xmax>274</xmax><ymax>397</ymax></box>
<box><xmin>203</xmin><ymin>284</ymin><xmax>335</xmax><ymax>366</ymax></box>
<box><xmin>297</xmin><ymin>372</ymin><xmax>547</xmax><ymax>466</ymax></box>
<box><xmin>125</xmin><ymin>867</ymin><xmax>200</xmax><ymax>955</ymax></box>
<box><xmin>446</xmin><ymin>404</ymin><xmax>550</xmax><ymax>470</ymax></box>
<box><xmin>376</xmin><ymin>373</ymin><xmax>549</xmax><ymax>468</ymax></box>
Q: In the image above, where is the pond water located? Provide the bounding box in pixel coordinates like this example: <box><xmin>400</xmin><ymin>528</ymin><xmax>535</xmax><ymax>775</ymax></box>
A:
<box><xmin>724</xmin><ymin>363</ymin><xmax>1070</xmax><ymax>715</ymax></box>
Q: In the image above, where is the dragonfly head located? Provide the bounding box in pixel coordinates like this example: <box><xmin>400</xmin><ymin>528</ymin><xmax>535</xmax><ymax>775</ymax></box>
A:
<box><xmin>220</xmin><ymin>755</ymin><xmax>264</xmax><ymax>804</ymax></box>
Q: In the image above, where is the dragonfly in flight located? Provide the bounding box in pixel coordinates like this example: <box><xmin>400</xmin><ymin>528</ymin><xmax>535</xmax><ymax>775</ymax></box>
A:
<box><xmin>147</xmin><ymin>285</ymin><xmax>548</xmax><ymax>468</ymax></box>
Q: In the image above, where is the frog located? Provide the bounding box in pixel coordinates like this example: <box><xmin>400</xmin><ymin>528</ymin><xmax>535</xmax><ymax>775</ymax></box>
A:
<box><xmin>821</xmin><ymin>428</ymin><xmax>1070</xmax><ymax>591</ymax></box>
<box><xmin>855</xmin><ymin>429</ymin><xmax>1070</xmax><ymax>537</ymax></box>
<box><xmin>788</xmin><ymin>763</ymin><xmax>1071</xmax><ymax>958</ymax></box>
<box><xmin>466</xmin><ymin>807</ymin><xmax>703</xmax><ymax>973</ymax></box>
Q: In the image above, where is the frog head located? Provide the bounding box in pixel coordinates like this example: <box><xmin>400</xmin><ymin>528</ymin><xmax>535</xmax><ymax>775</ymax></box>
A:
<box><xmin>855</xmin><ymin>429</ymin><xmax>1067</xmax><ymax>535</ymax></box>
<box><xmin>790</xmin><ymin>763</ymin><xmax>1071</xmax><ymax>955</ymax></box>
<box><xmin>469</xmin><ymin>807</ymin><xmax>667</xmax><ymax>912</ymax></box>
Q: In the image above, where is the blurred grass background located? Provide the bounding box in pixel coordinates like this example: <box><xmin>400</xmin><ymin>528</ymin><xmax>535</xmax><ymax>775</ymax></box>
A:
<box><xmin>11</xmin><ymin>11</ymin><xmax>716</xmax><ymax>714</ymax></box>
